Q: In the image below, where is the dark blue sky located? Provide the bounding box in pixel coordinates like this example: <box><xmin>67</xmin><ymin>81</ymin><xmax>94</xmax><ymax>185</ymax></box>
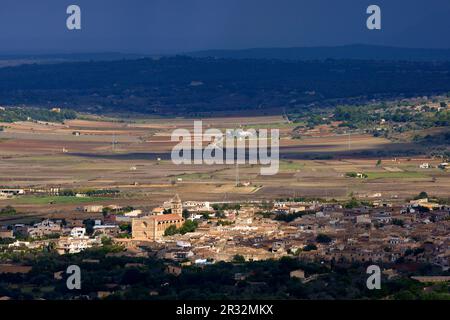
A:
<box><xmin>0</xmin><ymin>0</ymin><xmax>449</xmax><ymax>54</ymax></box>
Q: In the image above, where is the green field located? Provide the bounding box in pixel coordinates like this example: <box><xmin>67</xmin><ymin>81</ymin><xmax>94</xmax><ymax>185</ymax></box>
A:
<box><xmin>246</xmin><ymin>122</ymin><xmax>296</xmax><ymax>129</ymax></box>
<box><xmin>279</xmin><ymin>160</ymin><xmax>304</xmax><ymax>172</ymax></box>
<box><xmin>365</xmin><ymin>171</ymin><xmax>428</xmax><ymax>180</ymax></box>
<box><xmin>11</xmin><ymin>196</ymin><xmax>110</xmax><ymax>205</ymax></box>
<box><xmin>173</xmin><ymin>172</ymin><xmax>213</xmax><ymax>180</ymax></box>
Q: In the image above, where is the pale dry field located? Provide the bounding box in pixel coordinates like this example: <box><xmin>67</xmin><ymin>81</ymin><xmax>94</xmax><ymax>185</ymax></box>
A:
<box><xmin>0</xmin><ymin>116</ymin><xmax>448</xmax><ymax>221</ymax></box>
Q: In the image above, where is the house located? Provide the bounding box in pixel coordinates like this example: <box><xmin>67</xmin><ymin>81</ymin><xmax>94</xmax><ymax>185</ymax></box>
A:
<box><xmin>26</xmin><ymin>219</ymin><xmax>61</xmax><ymax>238</ymax></box>
<box><xmin>83</xmin><ymin>205</ymin><xmax>104</xmax><ymax>213</ymax></box>
<box><xmin>56</xmin><ymin>237</ymin><xmax>99</xmax><ymax>254</ymax></box>
<box><xmin>151</xmin><ymin>207</ymin><xmax>165</xmax><ymax>215</ymax></box>
<box><xmin>65</xmin><ymin>219</ymin><xmax>84</xmax><ymax>228</ymax></box>
<box><xmin>97</xmin><ymin>291</ymin><xmax>113</xmax><ymax>299</ymax></box>
<box><xmin>183</xmin><ymin>201</ymin><xmax>212</xmax><ymax>212</ymax></box>
<box><xmin>234</xmin><ymin>273</ymin><xmax>247</xmax><ymax>281</ymax></box>
<box><xmin>0</xmin><ymin>189</ymin><xmax>25</xmax><ymax>196</ymax></box>
<box><xmin>56</xmin><ymin>228</ymin><xmax>100</xmax><ymax>254</ymax></box>
<box><xmin>165</xmin><ymin>265</ymin><xmax>182</xmax><ymax>276</ymax></box>
<box><xmin>410</xmin><ymin>198</ymin><xmax>441</xmax><ymax>211</ymax></box>
<box><xmin>70</xmin><ymin>227</ymin><xmax>86</xmax><ymax>238</ymax></box>
<box><xmin>124</xmin><ymin>209</ymin><xmax>143</xmax><ymax>217</ymax></box>
<box><xmin>438</xmin><ymin>162</ymin><xmax>449</xmax><ymax>170</ymax></box>
<box><xmin>0</xmin><ymin>228</ymin><xmax>13</xmax><ymax>239</ymax></box>
<box><xmin>0</xmin><ymin>264</ymin><xmax>32</xmax><ymax>274</ymax></box>
<box><xmin>93</xmin><ymin>224</ymin><xmax>120</xmax><ymax>237</ymax></box>
<box><xmin>176</xmin><ymin>241</ymin><xmax>191</xmax><ymax>248</ymax></box>
<box><xmin>411</xmin><ymin>276</ymin><xmax>450</xmax><ymax>283</ymax></box>
<box><xmin>290</xmin><ymin>269</ymin><xmax>305</xmax><ymax>280</ymax></box>
<box><xmin>12</xmin><ymin>224</ymin><xmax>27</xmax><ymax>235</ymax></box>
<box><xmin>356</xmin><ymin>215</ymin><xmax>371</xmax><ymax>224</ymax></box>
<box><xmin>388</xmin><ymin>237</ymin><xmax>402</xmax><ymax>245</ymax></box>
<box><xmin>372</xmin><ymin>213</ymin><xmax>392</xmax><ymax>224</ymax></box>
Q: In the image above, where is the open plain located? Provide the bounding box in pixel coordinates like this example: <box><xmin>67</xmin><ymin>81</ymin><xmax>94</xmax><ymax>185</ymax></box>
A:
<box><xmin>0</xmin><ymin>114</ymin><xmax>448</xmax><ymax>224</ymax></box>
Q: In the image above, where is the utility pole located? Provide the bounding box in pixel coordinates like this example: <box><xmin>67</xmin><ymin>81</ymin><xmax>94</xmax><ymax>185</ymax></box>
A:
<box><xmin>112</xmin><ymin>132</ymin><xmax>116</xmax><ymax>152</ymax></box>
<box><xmin>235</xmin><ymin>162</ymin><xmax>239</xmax><ymax>187</ymax></box>
<box><xmin>348</xmin><ymin>131</ymin><xmax>351</xmax><ymax>151</ymax></box>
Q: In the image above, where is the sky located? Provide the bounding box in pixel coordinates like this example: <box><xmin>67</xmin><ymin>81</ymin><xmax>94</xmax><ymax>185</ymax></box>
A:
<box><xmin>0</xmin><ymin>0</ymin><xmax>449</xmax><ymax>54</ymax></box>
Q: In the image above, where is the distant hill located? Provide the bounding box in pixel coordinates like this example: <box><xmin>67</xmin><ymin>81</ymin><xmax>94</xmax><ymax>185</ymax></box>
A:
<box><xmin>0</xmin><ymin>52</ymin><xmax>149</xmax><ymax>62</ymax></box>
<box><xmin>0</xmin><ymin>52</ymin><xmax>152</xmax><ymax>68</ymax></box>
<box><xmin>187</xmin><ymin>44</ymin><xmax>450</xmax><ymax>61</ymax></box>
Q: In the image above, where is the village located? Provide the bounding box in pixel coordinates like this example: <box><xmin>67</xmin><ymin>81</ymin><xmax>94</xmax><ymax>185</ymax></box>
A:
<box><xmin>1</xmin><ymin>192</ymin><xmax>449</xmax><ymax>276</ymax></box>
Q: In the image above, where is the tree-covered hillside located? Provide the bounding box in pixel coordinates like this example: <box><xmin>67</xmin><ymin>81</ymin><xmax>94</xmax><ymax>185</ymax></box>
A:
<box><xmin>0</xmin><ymin>56</ymin><xmax>450</xmax><ymax>115</ymax></box>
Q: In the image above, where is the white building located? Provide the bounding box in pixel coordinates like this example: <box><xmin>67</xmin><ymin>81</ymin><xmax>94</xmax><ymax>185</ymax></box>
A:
<box><xmin>56</xmin><ymin>228</ymin><xmax>101</xmax><ymax>255</ymax></box>
<box><xmin>70</xmin><ymin>227</ymin><xmax>86</xmax><ymax>238</ymax></box>
<box><xmin>83</xmin><ymin>205</ymin><xmax>104</xmax><ymax>213</ymax></box>
<box><xmin>356</xmin><ymin>215</ymin><xmax>372</xmax><ymax>224</ymax></box>
<box><xmin>56</xmin><ymin>237</ymin><xmax>100</xmax><ymax>254</ymax></box>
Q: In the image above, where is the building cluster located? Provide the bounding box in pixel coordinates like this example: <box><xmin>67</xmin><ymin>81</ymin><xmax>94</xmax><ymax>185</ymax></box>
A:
<box><xmin>125</xmin><ymin>196</ymin><xmax>449</xmax><ymax>271</ymax></box>
<box><xmin>1</xmin><ymin>194</ymin><xmax>448</xmax><ymax>272</ymax></box>
<box><xmin>1</xmin><ymin>218</ymin><xmax>115</xmax><ymax>254</ymax></box>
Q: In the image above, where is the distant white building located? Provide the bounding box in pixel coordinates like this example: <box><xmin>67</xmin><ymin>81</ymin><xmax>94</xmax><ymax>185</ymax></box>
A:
<box><xmin>356</xmin><ymin>215</ymin><xmax>371</xmax><ymax>224</ymax></box>
<box><xmin>183</xmin><ymin>201</ymin><xmax>212</xmax><ymax>212</ymax></box>
<box><xmin>70</xmin><ymin>227</ymin><xmax>86</xmax><ymax>238</ymax></box>
<box><xmin>315</xmin><ymin>211</ymin><xmax>325</xmax><ymax>218</ymax></box>
<box><xmin>83</xmin><ymin>205</ymin><xmax>104</xmax><ymax>213</ymax></box>
<box><xmin>56</xmin><ymin>237</ymin><xmax>100</xmax><ymax>254</ymax></box>
<box><xmin>124</xmin><ymin>209</ymin><xmax>143</xmax><ymax>217</ymax></box>
<box><xmin>0</xmin><ymin>189</ymin><xmax>25</xmax><ymax>196</ymax></box>
<box><xmin>438</xmin><ymin>162</ymin><xmax>449</xmax><ymax>169</ymax></box>
<box><xmin>176</xmin><ymin>241</ymin><xmax>191</xmax><ymax>248</ymax></box>
<box><xmin>56</xmin><ymin>228</ymin><xmax>101</xmax><ymax>254</ymax></box>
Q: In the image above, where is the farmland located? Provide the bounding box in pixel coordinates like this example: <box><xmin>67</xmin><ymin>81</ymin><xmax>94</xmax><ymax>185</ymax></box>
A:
<box><xmin>0</xmin><ymin>114</ymin><xmax>448</xmax><ymax>223</ymax></box>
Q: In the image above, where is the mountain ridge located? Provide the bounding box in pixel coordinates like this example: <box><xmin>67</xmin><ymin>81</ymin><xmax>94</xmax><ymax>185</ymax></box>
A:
<box><xmin>186</xmin><ymin>44</ymin><xmax>450</xmax><ymax>61</ymax></box>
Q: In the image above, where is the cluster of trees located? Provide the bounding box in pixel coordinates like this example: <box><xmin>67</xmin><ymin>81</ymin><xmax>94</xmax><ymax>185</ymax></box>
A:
<box><xmin>211</xmin><ymin>203</ymin><xmax>241</xmax><ymax>211</ymax></box>
<box><xmin>0</xmin><ymin>107</ymin><xmax>76</xmax><ymax>123</ymax></box>
<box><xmin>344</xmin><ymin>198</ymin><xmax>363</xmax><ymax>209</ymax></box>
<box><xmin>85</xmin><ymin>189</ymin><xmax>120</xmax><ymax>196</ymax></box>
<box><xmin>333</xmin><ymin>104</ymin><xmax>450</xmax><ymax>136</ymax></box>
<box><xmin>316</xmin><ymin>234</ymin><xmax>333</xmax><ymax>244</ymax></box>
<box><xmin>58</xmin><ymin>189</ymin><xmax>120</xmax><ymax>197</ymax></box>
<box><xmin>0</xmin><ymin>245</ymin><xmax>448</xmax><ymax>300</ymax></box>
<box><xmin>0</xmin><ymin>205</ymin><xmax>16</xmax><ymax>216</ymax></box>
<box><xmin>414</xmin><ymin>191</ymin><xmax>429</xmax><ymax>200</ymax></box>
<box><xmin>102</xmin><ymin>206</ymin><xmax>134</xmax><ymax>216</ymax></box>
<box><xmin>274</xmin><ymin>211</ymin><xmax>312</xmax><ymax>222</ymax></box>
<box><xmin>275</xmin><ymin>197</ymin><xmax>324</xmax><ymax>202</ymax></box>
<box><xmin>302</xmin><ymin>244</ymin><xmax>318</xmax><ymax>251</ymax></box>
<box><xmin>334</xmin><ymin>105</ymin><xmax>380</xmax><ymax>126</ymax></box>
<box><xmin>164</xmin><ymin>220</ymin><xmax>198</xmax><ymax>236</ymax></box>
<box><xmin>392</xmin><ymin>219</ymin><xmax>405</xmax><ymax>227</ymax></box>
